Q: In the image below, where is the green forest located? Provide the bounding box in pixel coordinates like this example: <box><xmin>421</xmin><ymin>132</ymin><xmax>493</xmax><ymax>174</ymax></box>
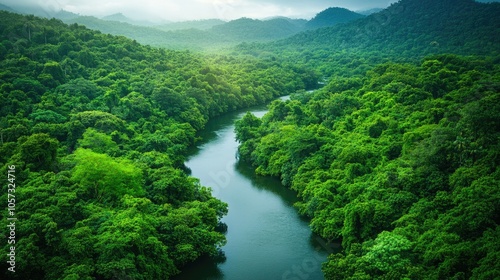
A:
<box><xmin>236</xmin><ymin>54</ymin><xmax>500</xmax><ymax>279</ymax></box>
<box><xmin>234</xmin><ymin>0</ymin><xmax>500</xmax><ymax>279</ymax></box>
<box><xmin>1</xmin><ymin>0</ymin><xmax>500</xmax><ymax>278</ymax></box>
<box><xmin>0</xmin><ymin>10</ymin><xmax>314</xmax><ymax>279</ymax></box>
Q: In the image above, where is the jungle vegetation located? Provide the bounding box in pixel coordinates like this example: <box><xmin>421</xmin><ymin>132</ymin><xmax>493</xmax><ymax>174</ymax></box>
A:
<box><xmin>1</xmin><ymin>0</ymin><xmax>499</xmax><ymax>278</ymax></box>
<box><xmin>0</xmin><ymin>10</ymin><xmax>315</xmax><ymax>279</ymax></box>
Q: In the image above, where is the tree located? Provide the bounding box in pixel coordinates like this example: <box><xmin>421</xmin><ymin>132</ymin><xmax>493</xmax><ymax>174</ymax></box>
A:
<box><xmin>235</xmin><ymin>112</ymin><xmax>262</xmax><ymax>143</ymax></box>
<box><xmin>71</xmin><ymin>148</ymin><xmax>144</xmax><ymax>203</ymax></box>
<box><xmin>19</xmin><ymin>133</ymin><xmax>59</xmax><ymax>171</ymax></box>
<box><xmin>77</xmin><ymin>128</ymin><xmax>119</xmax><ymax>155</ymax></box>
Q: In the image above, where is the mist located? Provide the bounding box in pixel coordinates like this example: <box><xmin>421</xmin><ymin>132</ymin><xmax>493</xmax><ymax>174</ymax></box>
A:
<box><xmin>1</xmin><ymin>0</ymin><xmax>399</xmax><ymax>21</ymax></box>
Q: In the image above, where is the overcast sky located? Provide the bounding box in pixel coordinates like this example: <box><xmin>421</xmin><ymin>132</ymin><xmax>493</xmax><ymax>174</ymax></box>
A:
<box><xmin>1</xmin><ymin>0</ymin><xmax>400</xmax><ymax>21</ymax></box>
<box><xmin>4</xmin><ymin>0</ymin><xmax>499</xmax><ymax>22</ymax></box>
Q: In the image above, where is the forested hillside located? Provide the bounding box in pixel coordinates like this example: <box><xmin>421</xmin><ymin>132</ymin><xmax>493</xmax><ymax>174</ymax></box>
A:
<box><xmin>305</xmin><ymin>7</ymin><xmax>365</xmax><ymax>30</ymax></box>
<box><xmin>0</xmin><ymin>10</ymin><xmax>315</xmax><ymax>279</ymax></box>
<box><xmin>210</xmin><ymin>17</ymin><xmax>306</xmax><ymax>42</ymax></box>
<box><xmin>62</xmin><ymin>16</ymin><xmax>227</xmax><ymax>51</ymax></box>
<box><xmin>235</xmin><ymin>0</ymin><xmax>500</xmax><ymax>278</ymax></box>
<box><xmin>154</xmin><ymin>19</ymin><xmax>226</xmax><ymax>31</ymax></box>
<box><xmin>0</xmin><ymin>2</ymin><xmax>373</xmax><ymax>52</ymax></box>
<box><xmin>235</xmin><ymin>0</ymin><xmax>500</xmax><ymax>75</ymax></box>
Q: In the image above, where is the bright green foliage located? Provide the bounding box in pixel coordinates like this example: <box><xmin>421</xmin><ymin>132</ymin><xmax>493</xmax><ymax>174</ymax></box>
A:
<box><xmin>71</xmin><ymin>148</ymin><xmax>144</xmax><ymax>203</ymax></box>
<box><xmin>77</xmin><ymin>128</ymin><xmax>119</xmax><ymax>155</ymax></box>
<box><xmin>235</xmin><ymin>111</ymin><xmax>262</xmax><ymax>143</ymax></box>
<box><xmin>237</xmin><ymin>55</ymin><xmax>500</xmax><ymax>279</ymax></box>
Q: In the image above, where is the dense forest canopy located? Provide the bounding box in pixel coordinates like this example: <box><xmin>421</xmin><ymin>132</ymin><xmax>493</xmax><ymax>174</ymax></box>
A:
<box><xmin>236</xmin><ymin>54</ymin><xmax>500</xmax><ymax>279</ymax></box>
<box><xmin>234</xmin><ymin>0</ymin><xmax>500</xmax><ymax>278</ymax></box>
<box><xmin>0</xmin><ymin>10</ymin><xmax>315</xmax><ymax>279</ymax></box>
<box><xmin>1</xmin><ymin>0</ymin><xmax>500</xmax><ymax>278</ymax></box>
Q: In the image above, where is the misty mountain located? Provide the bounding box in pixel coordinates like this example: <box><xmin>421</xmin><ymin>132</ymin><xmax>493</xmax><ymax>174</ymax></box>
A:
<box><xmin>154</xmin><ymin>19</ymin><xmax>226</xmax><ymax>31</ymax></box>
<box><xmin>356</xmin><ymin>8</ymin><xmax>384</xmax><ymax>15</ymax></box>
<box><xmin>60</xmin><ymin>8</ymin><xmax>362</xmax><ymax>51</ymax></box>
<box><xmin>101</xmin><ymin>13</ymin><xmax>157</xmax><ymax>26</ymax></box>
<box><xmin>0</xmin><ymin>2</ymin><xmax>80</xmax><ymax>21</ymax></box>
<box><xmin>210</xmin><ymin>17</ymin><xmax>306</xmax><ymax>41</ymax></box>
<box><xmin>305</xmin><ymin>7</ymin><xmax>365</xmax><ymax>29</ymax></box>
<box><xmin>0</xmin><ymin>3</ymin><xmax>15</xmax><ymax>12</ymax></box>
<box><xmin>102</xmin><ymin>13</ymin><xmax>133</xmax><ymax>22</ymax></box>
<box><xmin>249</xmin><ymin>0</ymin><xmax>500</xmax><ymax>60</ymax></box>
<box><xmin>52</xmin><ymin>10</ymin><xmax>80</xmax><ymax>21</ymax></box>
<box><xmin>0</xmin><ymin>2</ymin><xmax>392</xmax><ymax>52</ymax></box>
<box><xmin>62</xmin><ymin>16</ymin><xmax>225</xmax><ymax>51</ymax></box>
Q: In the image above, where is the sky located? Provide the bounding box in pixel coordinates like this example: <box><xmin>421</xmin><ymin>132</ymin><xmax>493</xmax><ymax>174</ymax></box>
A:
<box><xmin>1</xmin><ymin>0</ymin><xmax>399</xmax><ymax>21</ymax></box>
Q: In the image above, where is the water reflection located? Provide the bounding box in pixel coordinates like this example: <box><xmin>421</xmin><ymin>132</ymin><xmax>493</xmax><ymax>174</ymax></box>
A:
<box><xmin>176</xmin><ymin>96</ymin><xmax>328</xmax><ymax>280</ymax></box>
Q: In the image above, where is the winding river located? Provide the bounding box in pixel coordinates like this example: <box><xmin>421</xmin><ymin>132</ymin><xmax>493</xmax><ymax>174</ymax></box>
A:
<box><xmin>175</xmin><ymin>97</ymin><xmax>329</xmax><ymax>280</ymax></box>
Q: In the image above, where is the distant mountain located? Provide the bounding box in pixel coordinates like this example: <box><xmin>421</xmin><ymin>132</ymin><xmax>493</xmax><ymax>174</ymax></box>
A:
<box><xmin>0</xmin><ymin>3</ymin><xmax>372</xmax><ymax>51</ymax></box>
<box><xmin>356</xmin><ymin>8</ymin><xmax>384</xmax><ymax>15</ymax></box>
<box><xmin>53</xmin><ymin>10</ymin><xmax>80</xmax><ymax>21</ymax></box>
<box><xmin>0</xmin><ymin>3</ymin><xmax>49</xmax><ymax>17</ymax></box>
<box><xmin>305</xmin><ymin>7</ymin><xmax>365</xmax><ymax>29</ymax></box>
<box><xmin>101</xmin><ymin>13</ymin><xmax>156</xmax><ymax>26</ymax></box>
<box><xmin>0</xmin><ymin>3</ymin><xmax>80</xmax><ymax>21</ymax></box>
<box><xmin>59</xmin><ymin>6</ymin><xmax>369</xmax><ymax>51</ymax></box>
<box><xmin>63</xmin><ymin>16</ymin><xmax>225</xmax><ymax>51</ymax></box>
<box><xmin>102</xmin><ymin>13</ymin><xmax>131</xmax><ymax>22</ymax></box>
<box><xmin>0</xmin><ymin>3</ymin><xmax>16</xmax><ymax>13</ymax></box>
<box><xmin>62</xmin><ymin>15</ymin><xmax>308</xmax><ymax>51</ymax></box>
<box><xmin>154</xmin><ymin>19</ymin><xmax>226</xmax><ymax>31</ymax></box>
<box><xmin>211</xmin><ymin>17</ymin><xmax>306</xmax><ymax>41</ymax></box>
<box><xmin>255</xmin><ymin>0</ymin><xmax>500</xmax><ymax>59</ymax></box>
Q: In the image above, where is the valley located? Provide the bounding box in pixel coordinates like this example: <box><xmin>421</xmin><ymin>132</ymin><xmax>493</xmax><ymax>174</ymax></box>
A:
<box><xmin>0</xmin><ymin>0</ymin><xmax>499</xmax><ymax>279</ymax></box>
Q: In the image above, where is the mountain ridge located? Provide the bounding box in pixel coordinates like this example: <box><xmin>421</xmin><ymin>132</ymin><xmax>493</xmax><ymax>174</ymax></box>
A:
<box><xmin>0</xmin><ymin>2</ymin><xmax>368</xmax><ymax>51</ymax></box>
<box><xmin>242</xmin><ymin>0</ymin><xmax>500</xmax><ymax>64</ymax></box>
<box><xmin>305</xmin><ymin>7</ymin><xmax>365</xmax><ymax>29</ymax></box>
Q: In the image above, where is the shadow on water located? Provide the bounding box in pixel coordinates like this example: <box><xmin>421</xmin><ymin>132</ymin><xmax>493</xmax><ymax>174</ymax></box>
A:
<box><xmin>172</xmin><ymin>254</ymin><xmax>225</xmax><ymax>280</ymax></box>
<box><xmin>234</xmin><ymin>160</ymin><xmax>297</xmax><ymax>203</ymax></box>
<box><xmin>185</xmin><ymin>103</ymin><xmax>269</xmax><ymax>159</ymax></box>
<box><xmin>176</xmin><ymin>94</ymin><xmax>331</xmax><ymax>280</ymax></box>
<box><xmin>236</xmin><ymin>159</ymin><xmax>343</xmax><ymax>255</ymax></box>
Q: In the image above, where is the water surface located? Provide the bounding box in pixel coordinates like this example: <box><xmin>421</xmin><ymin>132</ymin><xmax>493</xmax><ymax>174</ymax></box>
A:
<box><xmin>176</xmin><ymin>101</ymin><xmax>329</xmax><ymax>280</ymax></box>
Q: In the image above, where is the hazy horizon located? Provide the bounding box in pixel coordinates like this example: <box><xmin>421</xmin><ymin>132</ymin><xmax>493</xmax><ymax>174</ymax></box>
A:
<box><xmin>1</xmin><ymin>0</ymin><xmax>398</xmax><ymax>22</ymax></box>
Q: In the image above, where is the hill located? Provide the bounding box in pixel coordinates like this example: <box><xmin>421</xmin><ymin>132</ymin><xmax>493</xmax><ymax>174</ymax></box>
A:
<box><xmin>62</xmin><ymin>15</ymin><xmax>226</xmax><ymax>51</ymax></box>
<box><xmin>211</xmin><ymin>17</ymin><xmax>306</xmax><ymax>42</ymax></box>
<box><xmin>101</xmin><ymin>12</ymin><xmax>157</xmax><ymax>26</ymax></box>
<box><xmin>154</xmin><ymin>19</ymin><xmax>226</xmax><ymax>31</ymax></box>
<box><xmin>62</xmin><ymin>14</ymin><xmax>320</xmax><ymax>51</ymax></box>
<box><xmin>357</xmin><ymin>8</ymin><xmax>384</xmax><ymax>15</ymax></box>
<box><xmin>0</xmin><ymin>4</ymin><xmax>365</xmax><ymax>52</ymax></box>
<box><xmin>305</xmin><ymin>7</ymin><xmax>365</xmax><ymax>29</ymax></box>
<box><xmin>0</xmin><ymin>3</ymin><xmax>15</xmax><ymax>12</ymax></box>
<box><xmin>235</xmin><ymin>0</ymin><xmax>500</xmax><ymax>76</ymax></box>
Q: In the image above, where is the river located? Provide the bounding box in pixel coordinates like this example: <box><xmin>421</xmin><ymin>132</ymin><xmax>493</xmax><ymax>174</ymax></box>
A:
<box><xmin>175</xmin><ymin>97</ymin><xmax>330</xmax><ymax>280</ymax></box>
